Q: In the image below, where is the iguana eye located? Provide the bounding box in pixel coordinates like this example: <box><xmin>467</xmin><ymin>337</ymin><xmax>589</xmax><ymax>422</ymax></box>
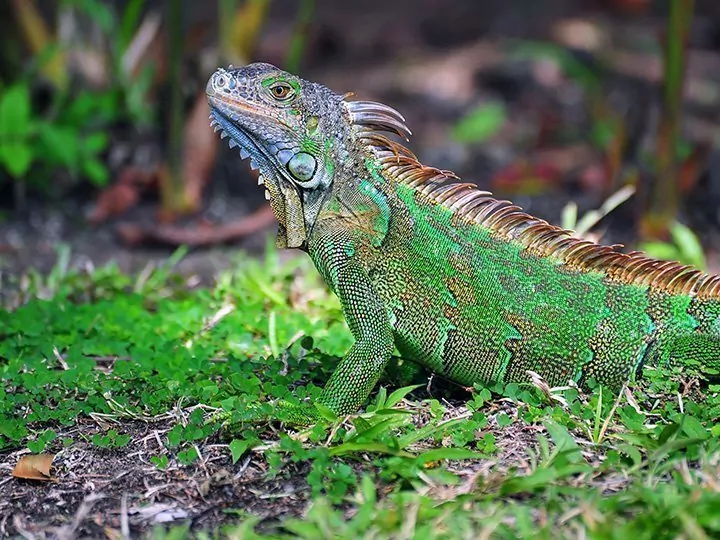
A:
<box><xmin>268</xmin><ymin>82</ymin><xmax>295</xmax><ymax>101</ymax></box>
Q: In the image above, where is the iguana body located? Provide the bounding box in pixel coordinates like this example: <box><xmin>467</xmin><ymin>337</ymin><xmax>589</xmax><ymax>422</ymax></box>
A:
<box><xmin>206</xmin><ymin>63</ymin><xmax>720</xmax><ymax>417</ymax></box>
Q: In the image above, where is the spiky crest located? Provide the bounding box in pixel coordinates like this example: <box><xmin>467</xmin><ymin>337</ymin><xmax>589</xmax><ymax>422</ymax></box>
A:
<box><xmin>344</xmin><ymin>99</ymin><xmax>720</xmax><ymax>299</ymax></box>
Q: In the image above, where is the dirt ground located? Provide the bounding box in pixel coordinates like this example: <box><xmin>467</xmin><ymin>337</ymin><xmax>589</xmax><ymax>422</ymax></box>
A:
<box><xmin>0</xmin><ymin>400</ymin><xmax>546</xmax><ymax>537</ymax></box>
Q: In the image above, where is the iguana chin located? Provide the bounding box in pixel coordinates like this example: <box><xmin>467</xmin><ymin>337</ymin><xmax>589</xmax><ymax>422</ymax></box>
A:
<box><xmin>206</xmin><ymin>62</ymin><xmax>720</xmax><ymax>419</ymax></box>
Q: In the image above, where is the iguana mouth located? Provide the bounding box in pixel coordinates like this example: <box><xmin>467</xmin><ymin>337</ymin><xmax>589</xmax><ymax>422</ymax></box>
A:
<box><xmin>207</xmin><ymin>106</ymin><xmax>276</xmax><ymax>195</ymax></box>
<box><xmin>207</xmin><ymin>101</ymin><xmax>309</xmax><ymax>249</ymax></box>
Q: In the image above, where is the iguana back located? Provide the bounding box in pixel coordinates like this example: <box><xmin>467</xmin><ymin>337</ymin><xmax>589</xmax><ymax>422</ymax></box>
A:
<box><xmin>206</xmin><ymin>63</ymin><xmax>720</xmax><ymax>416</ymax></box>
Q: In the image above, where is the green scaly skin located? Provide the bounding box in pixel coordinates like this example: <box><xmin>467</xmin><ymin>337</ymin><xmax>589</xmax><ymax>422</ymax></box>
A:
<box><xmin>206</xmin><ymin>63</ymin><xmax>720</xmax><ymax>425</ymax></box>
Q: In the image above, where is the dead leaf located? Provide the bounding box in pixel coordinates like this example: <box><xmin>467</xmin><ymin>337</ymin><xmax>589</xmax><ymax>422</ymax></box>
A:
<box><xmin>179</xmin><ymin>94</ymin><xmax>218</xmax><ymax>216</ymax></box>
<box><xmin>223</xmin><ymin>0</ymin><xmax>271</xmax><ymax>61</ymax></box>
<box><xmin>116</xmin><ymin>206</ymin><xmax>275</xmax><ymax>247</ymax></box>
<box><xmin>89</xmin><ymin>167</ymin><xmax>157</xmax><ymax>224</ymax></box>
<box><xmin>12</xmin><ymin>453</ymin><xmax>56</xmax><ymax>481</ymax></box>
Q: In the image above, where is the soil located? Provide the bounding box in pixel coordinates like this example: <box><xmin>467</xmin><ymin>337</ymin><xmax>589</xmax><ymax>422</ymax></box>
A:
<box><xmin>0</xmin><ymin>400</ymin><xmax>544</xmax><ymax>537</ymax></box>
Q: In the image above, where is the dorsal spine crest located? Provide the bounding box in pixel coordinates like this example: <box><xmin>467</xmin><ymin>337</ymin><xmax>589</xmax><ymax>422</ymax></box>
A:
<box><xmin>344</xmin><ymin>99</ymin><xmax>720</xmax><ymax>299</ymax></box>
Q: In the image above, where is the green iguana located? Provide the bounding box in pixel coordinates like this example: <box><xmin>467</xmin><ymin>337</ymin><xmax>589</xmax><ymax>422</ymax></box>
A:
<box><xmin>206</xmin><ymin>62</ymin><xmax>720</xmax><ymax>420</ymax></box>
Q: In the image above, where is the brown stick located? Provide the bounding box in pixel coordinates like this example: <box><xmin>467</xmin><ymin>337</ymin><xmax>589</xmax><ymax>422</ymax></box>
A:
<box><xmin>116</xmin><ymin>206</ymin><xmax>276</xmax><ymax>247</ymax></box>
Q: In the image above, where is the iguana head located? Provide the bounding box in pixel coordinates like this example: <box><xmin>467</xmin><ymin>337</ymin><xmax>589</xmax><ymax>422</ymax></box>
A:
<box><xmin>206</xmin><ymin>62</ymin><xmax>347</xmax><ymax>248</ymax></box>
<box><xmin>206</xmin><ymin>62</ymin><xmax>410</xmax><ymax>249</ymax></box>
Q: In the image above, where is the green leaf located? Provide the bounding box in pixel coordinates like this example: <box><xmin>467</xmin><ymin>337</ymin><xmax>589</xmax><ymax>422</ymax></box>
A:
<box><xmin>150</xmin><ymin>455</ymin><xmax>169</xmax><ymax>470</ymax></box>
<box><xmin>544</xmin><ymin>419</ymin><xmax>580</xmax><ymax>454</ymax></box>
<box><xmin>177</xmin><ymin>446</ymin><xmax>199</xmax><ymax>465</ymax></box>
<box><xmin>83</xmin><ymin>132</ymin><xmax>109</xmax><ymax>154</ymax></box>
<box><xmin>416</xmin><ymin>447</ymin><xmax>481</xmax><ymax>464</ymax></box>
<box><xmin>373</xmin><ymin>387</ymin><xmax>388</xmax><ymax>410</ymax></box>
<box><xmin>397</xmin><ymin>417</ymin><xmax>466</xmax><ymax>448</ymax></box>
<box><xmin>639</xmin><ymin>241</ymin><xmax>680</xmax><ymax>263</ymax></box>
<box><xmin>351</xmin><ymin>417</ymin><xmax>372</xmax><ymax>433</ymax></box>
<box><xmin>671</xmin><ymin>222</ymin><xmax>706</xmax><ymax>269</ymax></box>
<box><xmin>348</xmin><ymin>417</ymin><xmax>403</xmax><ymax>444</ymax></box>
<box><xmin>75</xmin><ymin>0</ymin><xmax>115</xmax><ymax>33</ymax></box>
<box><xmin>314</xmin><ymin>402</ymin><xmax>338</xmax><ymax>422</ymax></box>
<box><xmin>0</xmin><ymin>85</ymin><xmax>34</xmax><ymax>176</ymax></box>
<box><xmin>501</xmin><ymin>467</ymin><xmax>558</xmax><ymax>494</ymax></box>
<box><xmin>617</xmin><ymin>443</ymin><xmax>643</xmax><ymax>466</ymax></box>
<box><xmin>385</xmin><ymin>384</ymin><xmax>422</xmax><ymax>408</ymax></box>
<box><xmin>680</xmin><ymin>415</ymin><xmax>709</xmax><ymax>440</ymax></box>
<box><xmin>82</xmin><ymin>157</ymin><xmax>110</xmax><ymax>186</ymax></box>
<box><xmin>119</xmin><ymin>0</ymin><xmax>146</xmax><ymax>52</ymax></box>
<box><xmin>452</xmin><ymin>102</ymin><xmax>506</xmax><ymax>143</ymax></box>
<box><xmin>39</xmin><ymin>125</ymin><xmax>80</xmax><ymax>168</ymax></box>
<box><xmin>0</xmin><ymin>143</ymin><xmax>33</xmax><ymax>177</ymax></box>
<box><xmin>0</xmin><ymin>84</ymin><xmax>31</xmax><ymax>136</ymax></box>
<box><xmin>329</xmin><ymin>441</ymin><xmax>413</xmax><ymax>458</ymax></box>
<box><xmin>229</xmin><ymin>438</ymin><xmax>250</xmax><ymax>464</ymax></box>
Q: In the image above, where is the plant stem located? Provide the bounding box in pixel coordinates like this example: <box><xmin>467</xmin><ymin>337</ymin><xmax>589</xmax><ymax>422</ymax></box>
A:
<box><xmin>162</xmin><ymin>0</ymin><xmax>186</xmax><ymax>215</ymax></box>
<box><xmin>284</xmin><ymin>0</ymin><xmax>315</xmax><ymax>73</ymax></box>
<box><xmin>641</xmin><ymin>0</ymin><xmax>694</xmax><ymax>239</ymax></box>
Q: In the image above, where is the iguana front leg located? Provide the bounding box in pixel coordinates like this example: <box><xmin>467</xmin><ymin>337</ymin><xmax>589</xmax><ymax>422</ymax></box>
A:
<box><xmin>208</xmin><ymin>234</ymin><xmax>393</xmax><ymax>431</ymax></box>
<box><xmin>310</xmin><ymin>235</ymin><xmax>395</xmax><ymax>416</ymax></box>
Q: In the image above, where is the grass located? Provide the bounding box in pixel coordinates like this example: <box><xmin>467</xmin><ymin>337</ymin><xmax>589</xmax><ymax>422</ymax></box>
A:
<box><xmin>1</xmin><ymin>245</ymin><xmax>719</xmax><ymax>538</ymax></box>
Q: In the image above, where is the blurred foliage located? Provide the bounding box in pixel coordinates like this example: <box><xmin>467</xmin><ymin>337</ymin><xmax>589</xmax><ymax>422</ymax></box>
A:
<box><xmin>0</xmin><ymin>81</ymin><xmax>111</xmax><ymax>189</ymax></box>
<box><xmin>0</xmin><ymin>0</ymin><xmax>157</xmax><ymax>199</ymax></box>
<box><xmin>485</xmin><ymin>2</ymin><xmax>702</xmax><ymax>244</ymax></box>
<box><xmin>284</xmin><ymin>0</ymin><xmax>315</xmax><ymax>73</ymax></box>
<box><xmin>640</xmin><ymin>221</ymin><xmax>707</xmax><ymax>270</ymax></box>
<box><xmin>0</xmin><ymin>0</ymin><xmax>317</xmax><ymax>213</ymax></box>
<box><xmin>220</xmin><ymin>0</ymin><xmax>272</xmax><ymax>63</ymax></box>
<box><xmin>561</xmin><ymin>185</ymin><xmax>635</xmax><ymax>237</ymax></box>
<box><xmin>0</xmin><ymin>0</ymin><xmax>710</xmax><ymax>259</ymax></box>
<box><xmin>62</xmin><ymin>0</ymin><xmax>157</xmax><ymax>127</ymax></box>
<box><xmin>641</xmin><ymin>0</ymin><xmax>695</xmax><ymax>240</ymax></box>
<box><xmin>452</xmin><ymin>102</ymin><xmax>506</xmax><ymax>144</ymax></box>
<box><xmin>10</xmin><ymin>0</ymin><xmax>68</xmax><ymax>89</ymax></box>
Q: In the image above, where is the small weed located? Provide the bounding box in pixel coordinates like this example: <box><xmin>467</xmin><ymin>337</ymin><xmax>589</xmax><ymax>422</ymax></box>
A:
<box><xmin>91</xmin><ymin>429</ymin><xmax>131</xmax><ymax>449</ymax></box>
<box><xmin>640</xmin><ymin>221</ymin><xmax>707</xmax><ymax>268</ymax></box>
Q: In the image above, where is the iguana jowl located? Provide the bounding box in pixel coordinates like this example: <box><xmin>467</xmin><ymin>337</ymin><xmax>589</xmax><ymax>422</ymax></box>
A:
<box><xmin>206</xmin><ymin>62</ymin><xmax>720</xmax><ymax>417</ymax></box>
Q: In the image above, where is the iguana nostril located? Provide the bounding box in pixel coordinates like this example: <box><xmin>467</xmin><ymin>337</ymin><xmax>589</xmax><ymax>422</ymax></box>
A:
<box><xmin>205</xmin><ymin>76</ymin><xmax>215</xmax><ymax>97</ymax></box>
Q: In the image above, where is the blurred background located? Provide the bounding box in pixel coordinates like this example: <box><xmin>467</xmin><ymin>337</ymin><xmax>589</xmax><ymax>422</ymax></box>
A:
<box><xmin>1</xmin><ymin>0</ymin><xmax>720</xmax><ymax>280</ymax></box>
